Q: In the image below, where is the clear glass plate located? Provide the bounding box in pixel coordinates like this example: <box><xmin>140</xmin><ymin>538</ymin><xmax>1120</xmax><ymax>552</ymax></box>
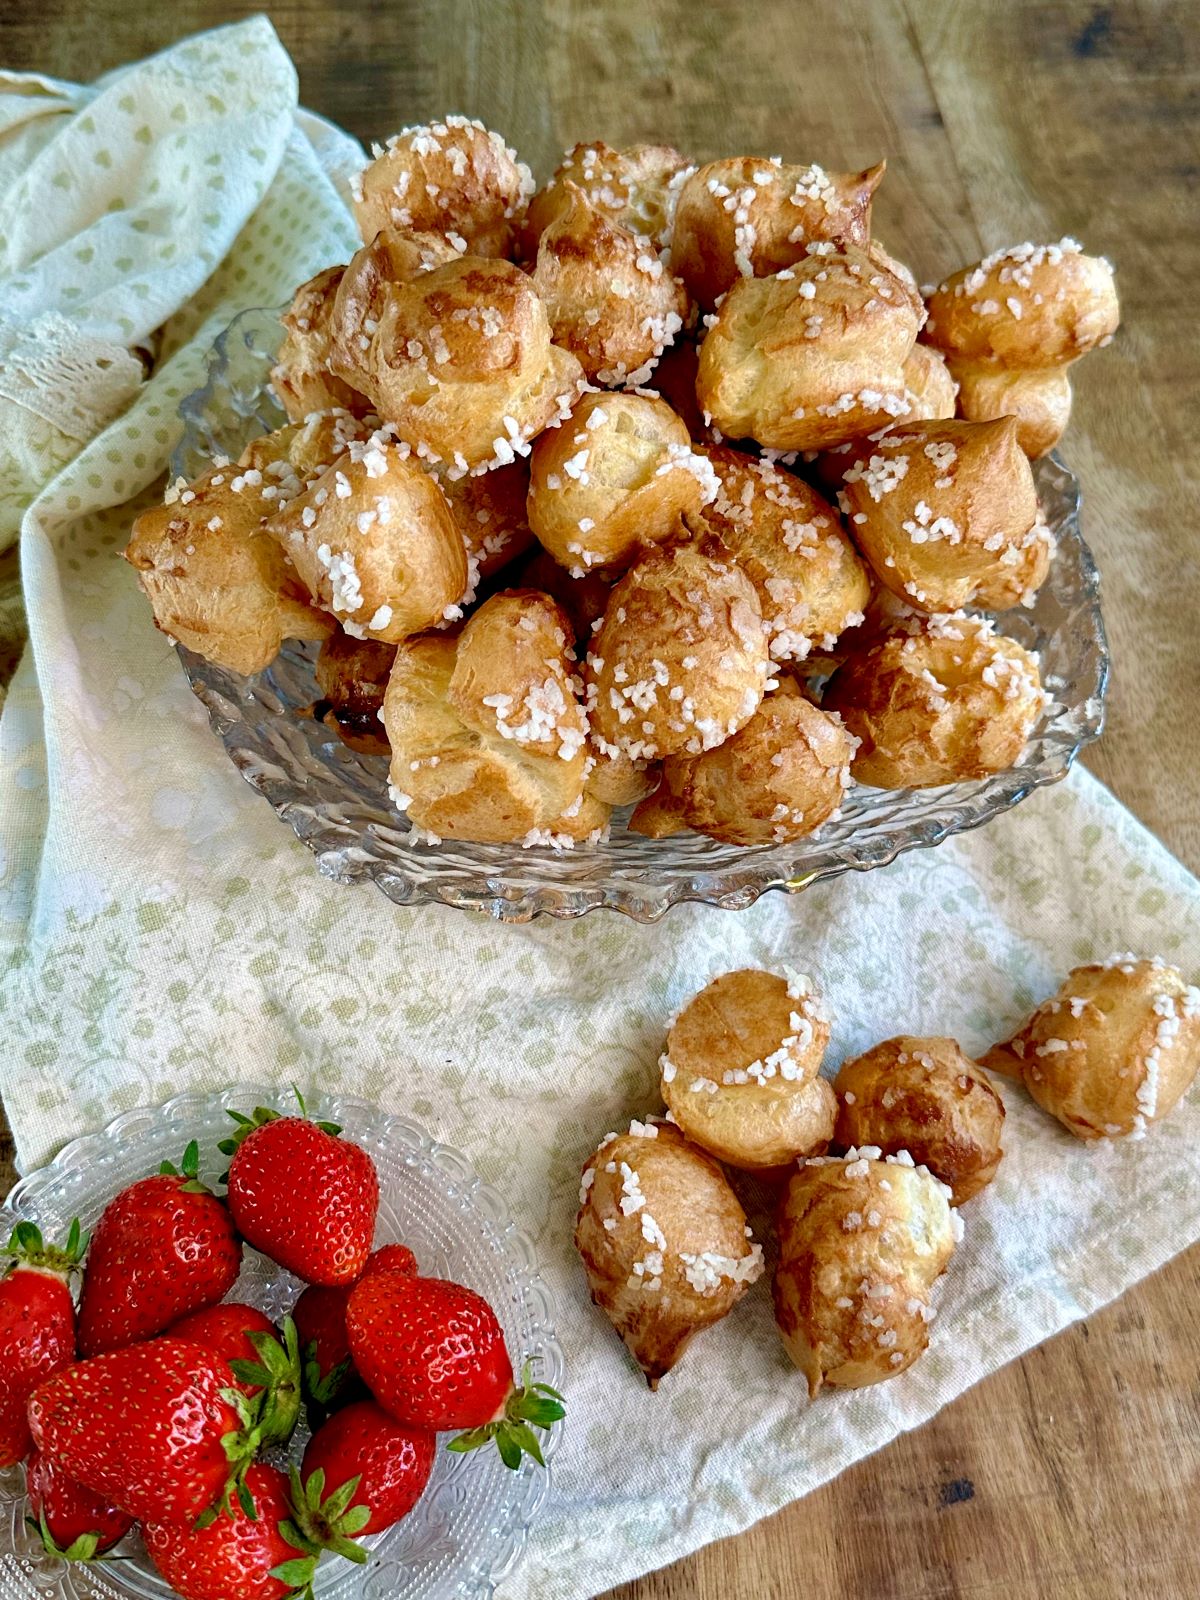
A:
<box><xmin>169</xmin><ymin>308</ymin><xmax>1108</xmax><ymax>923</ymax></box>
<box><xmin>0</xmin><ymin>1086</ymin><xmax>562</xmax><ymax>1600</ymax></box>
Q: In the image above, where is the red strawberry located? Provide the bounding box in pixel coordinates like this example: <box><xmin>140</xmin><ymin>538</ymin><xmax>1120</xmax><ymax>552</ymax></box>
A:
<box><xmin>346</xmin><ymin>1275</ymin><xmax>565</xmax><ymax>1468</ymax></box>
<box><xmin>300</xmin><ymin>1400</ymin><xmax>434</xmax><ymax>1536</ymax></box>
<box><xmin>27</xmin><ymin>1338</ymin><xmax>257</xmax><ymax>1525</ymax></box>
<box><xmin>26</xmin><ymin>1449</ymin><xmax>133</xmax><ymax>1561</ymax></box>
<box><xmin>293</xmin><ymin>1243</ymin><xmax>417</xmax><ymax>1409</ymax></box>
<box><xmin>364</xmin><ymin>1244</ymin><xmax>417</xmax><ymax>1279</ymax></box>
<box><xmin>169</xmin><ymin>1304</ymin><xmax>302</xmax><ymax>1446</ymax></box>
<box><xmin>144</xmin><ymin>1462</ymin><xmax>323</xmax><ymax>1600</ymax></box>
<box><xmin>222</xmin><ymin>1094</ymin><xmax>378</xmax><ymax>1287</ymax></box>
<box><xmin>0</xmin><ymin>1220</ymin><xmax>84</xmax><ymax>1467</ymax></box>
<box><xmin>78</xmin><ymin>1141</ymin><xmax>242</xmax><ymax>1357</ymax></box>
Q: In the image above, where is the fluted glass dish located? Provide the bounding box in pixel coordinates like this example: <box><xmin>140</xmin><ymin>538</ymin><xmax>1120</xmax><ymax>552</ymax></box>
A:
<box><xmin>0</xmin><ymin>1086</ymin><xmax>562</xmax><ymax>1600</ymax></box>
<box><xmin>168</xmin><ymin>308</ymin><xmax>1108</xmax><ymax>922</ymax></box>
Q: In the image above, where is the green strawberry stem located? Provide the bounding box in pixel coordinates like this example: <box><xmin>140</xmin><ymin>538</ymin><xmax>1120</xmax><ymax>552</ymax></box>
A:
<box><xmin>229</xmin><ymin>1317</ymin><xmax>303</xmax><ymax>1447</ymax></box>
<box><xmin>217</xmin><ymin>1090</ymin><xmax>341</xmax><ymax>1182</ymax></box>
<box><xmin>194</xmin><ymin>1388</ymin><xmax>270</xmax><ymax>1529</ymax></box>
<box><xmin>302</xmin><ymin>1341</ymin><xmax>353</xmax><ymax>1410</ymax></box>
<box><xmin>268</xmin><ymin>1465</ymin><xmax>370</xmax><ymax>1598</ymax></box>
<box><xmin>26</xmin><ymin>1512</ymin><xmax>131</xmax><ymax>1565</ymax></box>
<box><xmin>3</xmin><ymin>1218</ymin><xmax>88</xmax><ymax>1280</ymax></box>
<box><xmin>159</xmin><ymin>1140</ymin><xmax>210</xmax><ymax>1196</ymax></box>
<box><xmin>446</xmin><ymin>1361</ymin><xmax>566</xmax><ymax>1471</ymax></box>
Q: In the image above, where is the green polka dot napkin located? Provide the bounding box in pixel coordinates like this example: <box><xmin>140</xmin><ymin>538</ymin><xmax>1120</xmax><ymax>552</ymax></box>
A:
<box><xmin>0</xmin><ymin>22</ymin><xmax>1198</xmax><ymax>1600</ymax></box>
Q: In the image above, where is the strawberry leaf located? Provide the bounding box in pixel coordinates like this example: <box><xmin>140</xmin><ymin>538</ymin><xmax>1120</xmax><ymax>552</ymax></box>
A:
<box><xmin>304</xmin><ymin>1345</ymin><xmax>352</xmax><ymax>1407</ymax></box>
<box><xmin>445</xmin><ymin>1427</ymin><xmax>490</xmax><ymax>1454</ymax></box>
<box><xmin>445</xmin><ymin>1369</ymin><xmax>565</xmax><ymax>1469</ymax></box>
<box><xmin>340</xmin><ymin>1504</ymin><xmax>371</xmax><ymax>1536</ymax></box>
<box><xmin>5</xmin><ymin>1218</ymin><xmax>89</xmax><ymax>1277</ymax></box>
<box><xmin>317</xmin><ymin>1474</ymin><xmax>362</xmax><ymax>1524</ymax></box>
<box><xmin>28</xmin><ymin>1512</ymin><xmax>103</xmax><ymax>1564</ymax></box>
<box><xmin>506</xmin><ymin>1421</ymin><xmax>546</xmax><ymax>1467</ymax></box>
<box><xmin>270</xmin><ymin>1555</ymin><xmax>318</xmax><ymax>1593</ymax></box>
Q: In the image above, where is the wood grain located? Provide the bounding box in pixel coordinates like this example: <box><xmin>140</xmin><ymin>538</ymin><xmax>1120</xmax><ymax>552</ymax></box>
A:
<box><xmin>1</xmin><ymin>1</ymin><xmax>1197</xmax><ymax>1595</ymax></box>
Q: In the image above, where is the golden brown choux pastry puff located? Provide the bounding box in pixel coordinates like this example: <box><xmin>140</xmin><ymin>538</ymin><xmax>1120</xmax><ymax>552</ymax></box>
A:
<box><xmin>381</xmin><ymin>590</ymin><xmax>606</xmax><ymax>848</ymax></box>
<box><xmin>981</xmin><ymin>955</ymin><xmax>1200</xmax><ymax>1140</ymax></box>
<box><xmin>658</xmin><ymin>968</ymin><xmax>837</xmax><ymax>1173</ymax></box>
<box><xmin>823</xmin><ymin>612</ymin><xmax>1045</xmax><ymax>790</ymax></box>
<box><xmin>575</xmin><ymin>1118</ymin><xmax>763</xmax><ymax>1387</ymax></box>
<box><xmin>125</xmin><ymin>453</ymin><xmax>332</xmax><ymax>677</ymax></box>
<box><xmin>774</xmin><ymin>1147</ymin><xmax>960</xmax><ymax>1396</ymax></box>
<box><xmin>835</xmin><ymin>1036</ymin><xmax>1005</xmax><ymax>1203</ymax></box>
<box><xmin>923</xmin><ymin>238</ymin><xmax>1118</xmax><ymax>456</ymax></box>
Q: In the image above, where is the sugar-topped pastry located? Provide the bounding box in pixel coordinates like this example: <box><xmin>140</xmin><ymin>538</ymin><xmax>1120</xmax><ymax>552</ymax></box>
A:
<box><xmin>530</xmin><ymin>183</ymin><xmax>688</xmax><ymax>386</ymax></box>
<box><xmin>125</xmin><ymin>458</ymin><xmax>333</xmax><ymax>675</ymax></box>
<box><xmin>630</xmin><ymin>685</ymin><xmax>854</xmax><ymax>844</ymax></box>
<box><xmin>834</xmin><ymin>1036</ymin><xmax>1005</xmax><ymax>1203</ymax></box>
<box><xmin>901</xmin><ymin>342</ymin><xmax>957</xmax><ymax>422</ymax></box>
<box><xmin>522</xmin><ymin>141</ymin><xmax>690</xmax><ymax>255</ymax></box>
<box><xmin>837</xmin><ymin>417</ymin><xmax>1052</xmax><ymax>612</ymax></box>
<box><xmin>272</xmin><ymin>266</ymin><xmax>372</xmax><ymax>422</ymax></box>
<box><xmin>585</xmin><ymin>538</ymin><xmax>769</xmax><ymax>763</ymax></box>
<box><xmin>381</xmin><ymin>593</ymin><xmax>596</xmax><ymax>846</ymax></box>
<box><xmin>689</xmin><ymin>444</ymin><xmax>870</xmax><ymax>662</ymax></box>
<box><xmin>696</xmin><ymin>246</ymin><xmax>920</xmax><ymax>451</ymax></box>
<box><xmin>923</xmin><ymin>239</ymin><xmax>1118</xmax><ymax>369</ymax></box>
<box><xmin>438</xmin><ymin>459</ymin><xmax>535</xmax><ymax>592</ymax></box>
<box><xmin>774</xmin><ymin>1148</ymin><xmax>959</xmax><ymax>1395</ymax></box>
<box><xmin>823</xmin><ymin>612</ymin><xmax>1045</xmax><ymax>789</ymax></box>
<box><xmin>659</xmin><ymin>968</ymin><xmax>836</xmax><ymax>1171</ymax></box>
<box><xmin>574</xmin><ymin>1119</ymin><xmax>763</xmax><ymax>1387</ymax></box>
<box><xmin>980</xmin><ymin>956</ymin><xmax>1200</xmax><ymax>1141</ymax></box>
<box><xmin>670</xmin><ymin>157</ymin><xmax>884</xmax><ymax>308</ymax></box>
<box><xmin>266</xmin><ymin>435</ymin><xmax>467</xmax><ymax>642</ymax></box>
<box><xmin>355</xmin><ymin>256</ymin><xmax>585</xmax><ymax>472</ymax></box>
<box><xmin>313</xmin><ymin>628</ymin><xmax>396</xmax><ymax>754</ymax></box>
<box><xmin>923</xmin><ymin>240</ymin><xmax>1118</xmax><ymax>458</ymax></box>
<box><xmin>327</xmin><ymin>227</ymin><xmax>463</xmax><ymax>393</ymax></box>
<box><xmin>351</xmin><ymin>117</ymin><xmax>535</xmax><ymax>257</ymax></box>
<box><xmin>947</xmin><ymin>363</ymin><xmax>1072</xmax><ymax>459</ymax></box>
<box><xmin>527</xmin><ymin>391</ymin><xmax>717</xmax><ymax>575</ymax></box>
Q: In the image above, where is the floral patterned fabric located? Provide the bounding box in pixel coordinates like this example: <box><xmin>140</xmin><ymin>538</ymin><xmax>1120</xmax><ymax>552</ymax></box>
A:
<box><xmin>0</xmin><ymin>22</ymin><xmax>1198</xmax><ymax>1600</ymax></box>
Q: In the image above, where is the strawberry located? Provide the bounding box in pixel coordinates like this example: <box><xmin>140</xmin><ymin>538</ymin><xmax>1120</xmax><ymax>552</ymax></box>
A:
<box><xmin>0</xmin><ymin>1220</ymin><xmax>85</xmax><ymax>1467</ymax></box>
<box><xmin>222</xmin><ymin>1093</ymin><xmax>378</xmax><ymax>1287</ymax></box>
<box><xmin>300</xmin><ymin>1400</ymin><xmax>434</xmax><ymax>1536</ymax></box>
<box><xmin>26</xmin><ymin>1449</ymin><xmax>133</xmax><ymax>1561</ymax></box>
<box><xmin>77</xmin><ymin>1141</ymin><xmax>242</xmax><ymax>1357</ymax></box>
<box><xmin>27</xmin><ymin>1338</ymin><xmax>258</xmax><ymax>1525</ymax></box>
<box><xmin>144</xmin><ymin>1462</ymin><xmax>319</xmax><ymax>1600</ymax></box>
<box><xmin>293</xmin><ymin>1243</ymin><xmax>417</xmax><ymax>1410</ymax></box>
<box><xmin>364</xmin><ymin>1244</ymin><xmax>418</xmax><ymax>1279</ymax></box>
<box><xmin>346</xmin><ymin>1275</ymin><xmax>565</xmax><ymax>1468</ymax></box>
<box><xmin>169</xmin><ymin>1304</ymin><xmax>302</xmax><ymax>1446</ymax></box>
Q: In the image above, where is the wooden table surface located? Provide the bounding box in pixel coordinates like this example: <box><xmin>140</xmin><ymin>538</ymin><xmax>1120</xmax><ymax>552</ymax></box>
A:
<box><xmin>3</xmin><ymin>1</ymin><xmax>1198</xmax><ymax>1594</ymax></box>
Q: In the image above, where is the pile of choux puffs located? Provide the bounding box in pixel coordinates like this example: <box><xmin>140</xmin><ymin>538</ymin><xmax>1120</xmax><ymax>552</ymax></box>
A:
<box><xmin>574</xmin><ymin>953</ymin><xmax>1199</xmax><ymax>1394</ymax></box>
<box><xmin>127</xmin><ymin>118</ymin><xmax>1120</xmax><ymax>851</ymax></box>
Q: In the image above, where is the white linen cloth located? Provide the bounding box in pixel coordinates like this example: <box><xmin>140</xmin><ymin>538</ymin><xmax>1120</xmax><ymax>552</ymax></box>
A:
<box><xmin>0</xmin><ymin>20</ymin><xmax>1197</xmax><ymax>1600</ymax></box>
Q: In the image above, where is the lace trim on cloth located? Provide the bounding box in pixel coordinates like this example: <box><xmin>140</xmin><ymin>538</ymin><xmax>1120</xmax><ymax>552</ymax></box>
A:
<box><xmin>0</xmin><ymin>310</ymin><xmax>143</xmax><ymax>443</ymax></box>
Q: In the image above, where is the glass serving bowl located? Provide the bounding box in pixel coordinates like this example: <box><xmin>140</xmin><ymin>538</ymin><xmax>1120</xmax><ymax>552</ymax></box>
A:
<box><xmin>0</xmin><ymin>1086</ymin><xmax>562</xmax><ymax>1600</ymax></box>
<box><xmin>169</xmin><ymin>308</ymin><xmax>1108</xmax><ymax>923</ymax></box>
